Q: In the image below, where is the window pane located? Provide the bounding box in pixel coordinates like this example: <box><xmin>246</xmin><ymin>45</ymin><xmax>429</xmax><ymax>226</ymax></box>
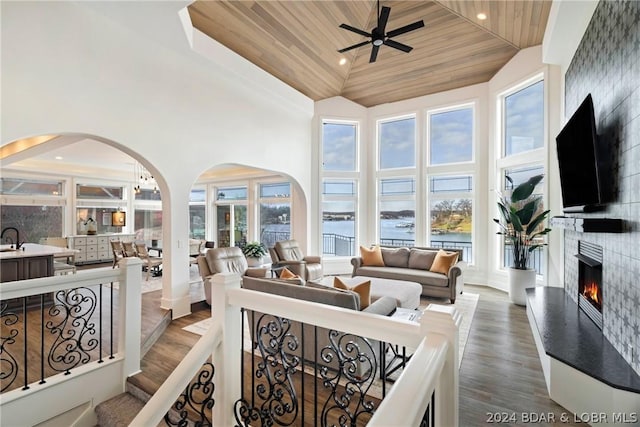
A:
<box><xmin>77</xmin><ymin>184</ymin><xmax>124</xmax><ymax>200</ymax></box>
<box><xmin>217</xmin><ymin>187</ymin><xmax>247</xmax><ymax>201</ymax></box>
<box><xmin>379</xmin><ymin>200</ymin><xmax>415</xmax><ymax>247</ymax></box>
<box><xmin>259</xmin><ymin>203</ymin><xmax>290</xmax><ymax>248</ymax></box>
<box><xmin>190</xmin><ymin>205</ymin><xmax>205</xmax><ymax>239</ymax></box>
<box><xmin>430</xmin><ymin>108</ymin><xmax>473</xmax><ymax>165</ymax></box>
<box><xmin>323</xmin><ymin>122</ymin><xmax>357</xmax><ymax>171</ymax></box>
<box><xmin>504</xmin><ymin>80</ymin><xmax>544</xmax><ymax>156</ymax></box>
<box><xmin>380</xmin><ymin>178</ymin><xmax>415</xmax><ymax>195</ymax></box>
<box><xmin>135</xmin><ymin>189</ymin><xmax>161</xmax><ymax>201</ymax></box>
<box><xmin>217</xmin><ymin>205</ymin><xmax>231</xmax><ymax>247</ymax></box>
<box><xmin>76</xmin><ymin>207</ymin><xmax>125</xmax><ymax>235</ymax></box>
<box><xmin>190</xmin><ymin>189</ymin><xmax>206</xmax><ymax>203</ymax></box>
<box><xmin>322</xmin><ymin>200</ymin><xmax>355</xmax><ymax>257</ymax></box>
<box><xmin>379</xmin><ymin>117</ymin><xmax>415</xmax><ymax>169</ymax></box>
<box><xmin>1</xmin><ymin>178</ymin><xmax>63</xmax><ymax>196</ymax></box>
<box><xmin>260</xmin><ymin>183</ymin><xmax>290</xmax><ymax>198</ymax></box>
<box><xmin>1</xmin><ymin>205</ymin><xmax>63</xmax><ymax>242</ymax></box>
<box><xmin>429</xmin><ymin>198</ymin><xmax>472</xmax><ymax>262</ymax></box>
<box><xmin>134</xmin><ymin>209</ymin><xmax>162</xmax><ymax>242</ymax></box>
<box><xmin>504</xmin><ymin>165</ymin><xmax>544</xmax><ymax>189</ymax></box>
<box><xmin>430</xmin><ymin>175</ymin><xmax>473</xmax><ymax>193</ymax></box>
<box><xmin>323</xmin><ymin>180</ymin><xmax>355</xmax><ymax>196</ymax></box>
<box><xmin>234</xmin><ymin>205</ymin><xmax>247</xmax><ymax>247</ymax></box>
<box><xmin>502</xmin><ymin>165</ymin><xmax>545</xmax><ymax>274</ymax></box>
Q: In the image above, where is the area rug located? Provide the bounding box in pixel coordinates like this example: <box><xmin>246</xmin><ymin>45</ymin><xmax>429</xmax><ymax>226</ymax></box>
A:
<box><xmin>182</xmin><ymin>292</ymin><xmax>479</xmax><ymax>365</ymax></box>
<box><xmin>109</xmin><ymin>265</ymin><xmax>202</xmax><ymax>294</ymax></box>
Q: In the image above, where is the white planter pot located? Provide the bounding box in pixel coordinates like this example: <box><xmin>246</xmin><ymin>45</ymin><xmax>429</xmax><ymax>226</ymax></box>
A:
<box><xmin>246</xmin><ymin>256</ymin><xmax>264</xmax><ymax>267</ymax></box>
<box><xmin>508</xmin><ymin>267</ymin><xmax>536</xmax><ymax>306</ymax></box>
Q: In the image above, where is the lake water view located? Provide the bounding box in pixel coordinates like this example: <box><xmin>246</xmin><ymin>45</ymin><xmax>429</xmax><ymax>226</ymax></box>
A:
<box><xmin>323</xmin><ymin>218</ymin><xmax>471</xmax><ymax>243</ymax></box>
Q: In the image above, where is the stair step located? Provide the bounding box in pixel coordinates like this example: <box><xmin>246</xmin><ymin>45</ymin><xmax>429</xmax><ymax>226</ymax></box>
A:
<box><xmin>95</xmin><ymin>392</ymin><xmax>145</xmax><ymax>427</ymax></box>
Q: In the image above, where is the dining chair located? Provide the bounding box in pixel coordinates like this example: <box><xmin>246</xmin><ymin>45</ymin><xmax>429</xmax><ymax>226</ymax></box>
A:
<box><xmin>134</xmin><ymin>242</ymin><xmax>163</xmax><ymax>281</ymax></box>
<box><xmin>110</xmin><ymin>240</ymin><xmax>125</xmax><ymax>268</ymax></box>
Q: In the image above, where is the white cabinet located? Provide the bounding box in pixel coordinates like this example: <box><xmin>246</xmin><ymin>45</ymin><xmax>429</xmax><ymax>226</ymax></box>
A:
<box><xmin>68</xmin><ymin>233</ymin><xmax>136</xmax><ymax>264</ymax></box>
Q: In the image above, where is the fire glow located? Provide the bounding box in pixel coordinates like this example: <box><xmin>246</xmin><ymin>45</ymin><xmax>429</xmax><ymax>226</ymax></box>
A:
<box><xmin>582</xmin><ymin>282</ymin><xmax>600</xmax><ymax>306</ymax></box>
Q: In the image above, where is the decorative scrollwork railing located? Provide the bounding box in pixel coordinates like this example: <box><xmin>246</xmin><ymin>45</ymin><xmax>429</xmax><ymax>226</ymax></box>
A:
<box><xmin>0</xmin><ymin>301</ymin><xmax>20</xmax><ymax>392</ymax></box>
<box><xmin>164</xmin><ymin>362</ymin><xmax>215</xmax><ymax>426</ymax></box>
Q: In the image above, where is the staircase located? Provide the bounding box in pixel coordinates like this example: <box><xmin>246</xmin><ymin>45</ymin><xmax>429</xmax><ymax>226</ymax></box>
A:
<box><xmin>95</xmin><ymin>301</ymin><xmax>209</xmax><ymax>426</ymax></box>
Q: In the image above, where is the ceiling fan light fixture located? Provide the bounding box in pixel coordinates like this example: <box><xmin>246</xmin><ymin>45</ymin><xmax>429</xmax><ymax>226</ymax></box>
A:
<box><xmin>373</xmin><ymin>39</ymin><xmax>384</xmax><ymax>46</ymax></box>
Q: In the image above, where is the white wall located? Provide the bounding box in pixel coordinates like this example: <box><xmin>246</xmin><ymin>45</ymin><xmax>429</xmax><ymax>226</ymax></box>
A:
<box><xmin>1</xmin><ymin>1</ymin><xmax>314</xmax><ymax>317</ymax></box>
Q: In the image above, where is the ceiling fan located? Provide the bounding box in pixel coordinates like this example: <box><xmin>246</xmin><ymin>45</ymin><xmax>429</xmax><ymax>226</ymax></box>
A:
<box><xmin>337</xmin><ymin>0</ymin><xmax>425</xmax><ymax>63</ymax></box>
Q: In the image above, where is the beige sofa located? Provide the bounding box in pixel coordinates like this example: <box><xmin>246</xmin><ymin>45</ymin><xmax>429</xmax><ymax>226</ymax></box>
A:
<box><xmin>351</xmin><ymin>246</ymin><xmax>465</xmax><ymax>303</ymax></box>
<box><xmin>243</xmin><ymin>276</ymin><xmax>397</xmax><ymax>376</ymax></box>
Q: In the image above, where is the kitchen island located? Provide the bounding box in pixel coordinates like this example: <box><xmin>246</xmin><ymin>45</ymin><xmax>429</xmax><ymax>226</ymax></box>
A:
<box><xmin>0</xmin><ymin>243</ymin><xmax>77</xmax><ymax>283</ymax></box>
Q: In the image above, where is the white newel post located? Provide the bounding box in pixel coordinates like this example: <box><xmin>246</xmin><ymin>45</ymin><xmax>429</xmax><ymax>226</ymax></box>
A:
<box><xmin>118</xmin><ymin>257</ymin><xmax>143</xmax><ymax>379</ymax></box>
<box><xmin>211</xmin><ymin>272</ymin><xmax>242</xmax><ymax>426</ymax></box>
<box><xmin>421</xmin><ymin>305</ymin><xmax>461</xmax><ymax>427</ymax></box>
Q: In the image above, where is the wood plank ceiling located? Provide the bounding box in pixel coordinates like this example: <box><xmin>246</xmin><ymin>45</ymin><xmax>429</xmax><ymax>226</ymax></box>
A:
<box><xmin>188</xmin><ymin>0</ymin><xmax>551</xmax><ymax>108</ymax></box>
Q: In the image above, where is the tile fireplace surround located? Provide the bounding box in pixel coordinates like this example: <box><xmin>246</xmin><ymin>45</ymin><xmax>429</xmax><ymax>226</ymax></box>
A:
<box><xmin>526</xmin><ymin>287</ymin><xmax>640</xmax><ymax>421</ymax></box>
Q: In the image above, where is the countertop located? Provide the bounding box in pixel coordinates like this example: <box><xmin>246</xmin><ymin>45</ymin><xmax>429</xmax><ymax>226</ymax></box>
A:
<box><xmin>0</xmin><ymin>243</ymin><xmax>78</xmax><ymax>259</ymax></box>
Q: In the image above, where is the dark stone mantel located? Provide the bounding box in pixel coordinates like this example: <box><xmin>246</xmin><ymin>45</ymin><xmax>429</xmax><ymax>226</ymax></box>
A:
<box><xmin>526</xmin><ymin>287</ymin><xmax>640</xmax><ymax>393</ymax></box>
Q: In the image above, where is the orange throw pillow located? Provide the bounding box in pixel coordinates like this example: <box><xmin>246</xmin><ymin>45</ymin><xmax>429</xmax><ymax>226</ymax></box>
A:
<box><xmin>429</xmin><ymin>249</ymin><xmax>459</xmax><ymax>274</ymax></box>
<box><xmin>279</xmin><ymin>267</ymin><xmax>297</xmax><ymax>279</ymax></box>
<box><xmin>359</xmin><ymin>245</ymin><xmax>385</xmax><ymax>267</ymax></box>
<box><xmin>334</xmin><ymin>277</ymin><xmax>371</xmax><ymax>309</ymax></box>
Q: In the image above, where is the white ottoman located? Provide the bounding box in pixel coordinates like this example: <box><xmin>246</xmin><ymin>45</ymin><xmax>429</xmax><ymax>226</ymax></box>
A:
<box><xmin>318</xmin><ymin>276</ymin><xmax>422</xmax><ymax>309</ymax></box>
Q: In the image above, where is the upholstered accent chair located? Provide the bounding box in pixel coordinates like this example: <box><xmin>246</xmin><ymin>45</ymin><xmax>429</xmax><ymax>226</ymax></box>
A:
<box><xmin>196</xmin><ymin>246</ymin><xmax>270</xmax><ymax>306</ymax></box>
<box><xmin>270</xmin><ymin>239</ymin><xmax>323</xmax><ymax>281</ymax></box>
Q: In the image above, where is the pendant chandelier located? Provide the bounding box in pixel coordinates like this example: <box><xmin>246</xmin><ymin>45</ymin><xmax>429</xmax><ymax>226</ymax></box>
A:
<box><xmin>133</xmin><ymin>161</ymin><xmax>158</xmax><ymax>194</ymax></box>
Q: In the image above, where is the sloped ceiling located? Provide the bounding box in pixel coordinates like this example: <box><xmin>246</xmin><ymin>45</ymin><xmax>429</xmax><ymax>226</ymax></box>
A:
<box><xmin>188</xmin><ymin>0</ymin><xmax>552</xmax><ymax>107</ymax></box>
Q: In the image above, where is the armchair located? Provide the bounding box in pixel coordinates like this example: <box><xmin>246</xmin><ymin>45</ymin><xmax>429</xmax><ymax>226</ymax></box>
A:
<box><xmin>271</xmin><ymin>239</ymin><xmax>323</xmax><ymax>281</ymax></box>
<box><xmin>196</xmin><ymin>246</ymin><xmax>269</xmax><ymax>305</ymax></box>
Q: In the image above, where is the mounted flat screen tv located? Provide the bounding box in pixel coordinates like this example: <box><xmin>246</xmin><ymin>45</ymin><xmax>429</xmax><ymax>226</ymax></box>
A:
<box><xmin>555</xmin><ymin>94</ymin><xmax>606</xmax><ymax>213</ymax></box>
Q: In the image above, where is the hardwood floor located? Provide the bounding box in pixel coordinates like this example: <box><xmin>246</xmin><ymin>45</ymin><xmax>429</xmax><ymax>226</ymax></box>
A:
<box><xmin>459</xmin><ymin>285</ymin><xmax>580</xmax><ymax>426</ymax></box>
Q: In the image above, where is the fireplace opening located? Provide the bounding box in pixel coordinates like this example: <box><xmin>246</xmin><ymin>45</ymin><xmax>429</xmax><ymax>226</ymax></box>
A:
<box><xmin>575</xmin><ymin>241</ymin><xmax>603</xmax><ymax>329</ymax></box>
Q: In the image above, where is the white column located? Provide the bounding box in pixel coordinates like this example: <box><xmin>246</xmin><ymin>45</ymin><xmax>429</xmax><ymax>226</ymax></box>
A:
<box><xmin>118</xmin><ymin>257</ymin><xmax>143</xmax><ymax>379</ymax></box>
<box><xmin>211</xmin><ymin>272</ymin><xmax>242</xmax><ymax>426</ymax></box>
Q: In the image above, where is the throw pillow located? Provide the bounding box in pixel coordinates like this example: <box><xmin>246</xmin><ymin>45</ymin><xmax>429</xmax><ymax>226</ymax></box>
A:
<box><xmin>359</xmin><ymin>245</ymin><xmax>385</xmax><ymax>266</ymax></box>
<box><xmin>277</xmin><ymin>267</ymin><xmax>305</xmax><ymax>285</ymax></box>
<box><xmin>408</xmin><ymin>248</ymin><xmax>438</xmax><ymax>270</ymax></box>
<box><xmin>381</xmin><ymin>247</ymin><xmax>410</xmax><ymax>268</ymax></box>
<box><xmin>334</xmin><ymin>277</ymin><xmax>371</xmax><ymax>309</ymax></box>
<box><xmin>429</xmin><ymin>249</ymin><xmax>459</xmax><ymax>274</ymax></box>
<box><xmin>279</xmin><ymin>267</ymin><xmax>297</xmax><ymax>279</ymax></box>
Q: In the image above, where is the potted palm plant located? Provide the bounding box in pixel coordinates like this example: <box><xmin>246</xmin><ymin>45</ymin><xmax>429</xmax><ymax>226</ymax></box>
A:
<box><xmin>494</xmin><ymin>174</ymin><xmax>551</xmax><ymax>305</ymax></box>
<box><xmin>242</xmin><ymin>241</ymin><xmax>267</xmax><ymax>267</ymax></box>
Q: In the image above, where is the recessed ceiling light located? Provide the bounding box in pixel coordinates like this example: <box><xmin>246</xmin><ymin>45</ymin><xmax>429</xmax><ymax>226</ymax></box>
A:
<box><xmin>477</xmin><ymin>12</ymin><xmax>487</xmax><ymax>20</ymax></box>
<box><xmin>339</xmin><ymin>57</ymin><xmax>347</xmax><ymax>66</ymax></box>
<box><xmin>55</xmin><ymin>156</ymin><xmax>63</xmax><ymax>160</ymax></box>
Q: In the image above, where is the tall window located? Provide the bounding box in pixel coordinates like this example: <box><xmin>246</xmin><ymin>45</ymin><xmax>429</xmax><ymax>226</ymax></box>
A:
<box><xmin>259</xmin><ymin>182</ymin><xmax>290</xmax><ymax>248</ymax></box>
<box><xmin>322</xmin><ymin>120</ymin><xmax>359</xmax><ymax>257</ymax></box>
<box><xmin>428</xmin><ymin>175</ymin><xmax>473</xmax><ymax>262</ymax></box>
<box><xmin>429</xmin><ymin>106</ymin><xmax>473</xmax><ymax>165</ymax></box>
<box><xmin>0</xmin><ymin>177</ymin><xmax>65</xmax><ymax>243</ymax></box>
<box><xmin>134</xmin><ymin>188</ymin><xmax>161</xmax><ymax>242</ymax></box>
<box><xmin>379</xmin><ymin>116</ymin><xmax>415</xmax><ymax>169</ymax></box>
<box><xmin>322</xmin><ymin>180</ymin><xmax>357</xmax><ymax>256</ymax></box>
<box><xmin>501</xmin><ymin>165</ymin><xmax>545</xmax><ymax>275</ymax></box>
<box><xmin>379</xmin><ymin>178</ymin><xmax>415</xmax><ymax>247</ymax></box>
<box><xmin>215</xmin><ymin>186</ymin><xmax>247</xmax><ymax>247</ymax></box>
<box><xmin>504</xmin><ymin>80</ymin><xmax>544</xmax><ymax>156</ymax></box>
<box><xmin>189</xmin><ymin>188</ymin><xmax>206</xmax><ymax>240</ymax></box>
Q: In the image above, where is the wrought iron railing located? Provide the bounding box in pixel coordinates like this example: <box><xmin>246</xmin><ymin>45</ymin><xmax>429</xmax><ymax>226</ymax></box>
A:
<box><xmin>0</xmin><ymin>259</ymin><xmax>142</xmax><ymax>426</ymax></box>
<box><xmin>132</xmin><ymin>273</ymin><xmax>460</xmax><ymax>426</ymax></box>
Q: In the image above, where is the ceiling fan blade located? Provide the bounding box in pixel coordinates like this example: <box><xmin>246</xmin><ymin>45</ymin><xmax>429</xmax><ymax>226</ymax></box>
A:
<box><xmin>384</xmin><ymin>39</ymin><xmax>413</xmax><ymax>53</ymax></box>
<box><xmin>337</xmin><ymin>40</ymin><xmax>370</xmax><ymax>53</ymax></box>
<box><xmin>386</xmin><ymin>20</ymin><xmax>425</xmax><ymax>38</ymax></box>
<box><xmin>339</xmin><ymin>23</ymin><xmax>371</xmax><ymax>38</ymax></box>
<box><xmin>378</xmin><ymin>6</ymin><xmax>391</xmax><ymax>34</ymax></box>
<box><xmin>369</xmin><ymin>44</ymin><xmax>380</xmax><ymax>63</ymax></box>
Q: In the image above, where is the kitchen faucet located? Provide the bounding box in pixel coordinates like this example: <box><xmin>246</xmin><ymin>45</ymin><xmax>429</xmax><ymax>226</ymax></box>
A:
<box><xmin>1</xmin><ymin>227</ymin><xmax>24</xmax><ymax>250</ymax></box>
